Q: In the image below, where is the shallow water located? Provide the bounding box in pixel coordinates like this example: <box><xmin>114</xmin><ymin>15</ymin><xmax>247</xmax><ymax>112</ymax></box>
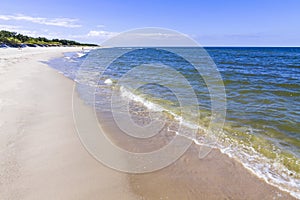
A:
<box><xmin>48</xmin><ymin>47</ymin><xmax>300</xmax><ymax>198</ymax></box>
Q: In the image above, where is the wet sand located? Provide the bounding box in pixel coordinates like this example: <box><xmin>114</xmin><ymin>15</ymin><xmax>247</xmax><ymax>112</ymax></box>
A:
<box><xmin>97</xmin><ymin>109</ymin><xmax>296</xmax><ymax>200</ymax></box>
<box><xmin>0</xmin><ymin>47</ymin><xmax>296</xmax><ymax>199</ymax></box>
<box><xmin>129</xmin><ymin>145</ymin><xmax>296</xmax><ymax>200</ymax></box>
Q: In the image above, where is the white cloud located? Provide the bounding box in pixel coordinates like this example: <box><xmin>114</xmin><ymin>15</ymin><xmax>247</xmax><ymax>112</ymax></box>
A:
<box><xmin>87</xmin><ymin>30</ymin><xmax>117</xmax><ymax>37</ymax></box>
<box><xmin>0</xmin><ymin>24</ymin><xmax>37</xmax><ymax>36</ymax></box>
<box><xmin>0</xmin><ymin>14</ymin><xmax>81</xmax><ymax>28</ymax></box>
<box><xmin>0</xmin><ymin>24</ymin><xmax>21</xmax><ymax>30</ymax></box>
<box><xmin>0</xmin><ymin>24</ymin><xmax>64</xmax><ymax>39</ymax></box>
<box><xmin>129</xmin><ymin>32</ymin><xmax>185</xmax><ymax>38</ymax></box>
<box><xmin>68</xmin><ymin>30</ymin><xmax>118</xmax><ymax>44</ymax></box>
<box><xmin>70</xmin><ymin>28</ymin><xmax>191</xmax><ymax>46</ymax></box>
<box><xmin>85</xmin><ymin>31</ymin><xmax>184</xmax><ymax>40</ymax></box>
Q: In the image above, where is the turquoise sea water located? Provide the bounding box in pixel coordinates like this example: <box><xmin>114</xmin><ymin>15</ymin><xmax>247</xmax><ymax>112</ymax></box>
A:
<box><xmin>49</xmin><ymin>47</ymin><xmax>300</xmax><ymax>198</ymax></box>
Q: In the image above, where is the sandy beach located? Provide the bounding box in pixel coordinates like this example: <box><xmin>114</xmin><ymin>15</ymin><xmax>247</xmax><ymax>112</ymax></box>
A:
<box><xmin>0</xmin><ymin>47</ymin><xmax>137</xmax><ymax>199</ymax></box>
<box><xmin>0</xmin><ymin>47</ymin><xmax>296</xmax><ymax>199</ymax></box>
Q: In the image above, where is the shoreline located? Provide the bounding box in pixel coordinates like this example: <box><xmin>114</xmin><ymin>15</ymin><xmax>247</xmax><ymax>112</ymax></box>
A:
<box><xmin>129</xmin><ymin>145</ymin><xmax>296</xmax><ymax>199</ymax></box>
<box><xmin>0</xmin><ymin>47</ymin><xmax>296</xmax><ymax>199</ymax></box>
<box><xmin>97</xmin><ymin>108</ymin><xmax>296</xmax><ymax>200</ymax></box>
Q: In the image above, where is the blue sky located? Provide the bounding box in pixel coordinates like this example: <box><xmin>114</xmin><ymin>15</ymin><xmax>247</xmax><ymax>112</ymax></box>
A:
<box><xmin>1</xmin><ymin>0</ymin><xmax>300</xmax><ymax>46</ymax></box>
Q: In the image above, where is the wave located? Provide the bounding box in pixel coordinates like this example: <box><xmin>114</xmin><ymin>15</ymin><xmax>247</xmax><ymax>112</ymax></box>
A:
<box><xmin>52</xmin><ymin>47</ymin><xmax>300</xmax><ymax>199</ymax></box>
<box><xmin>118</xmin><ymin>85</ymin><xmax>300</xmax><ymax>199</ymax></box>
<box><xmin>76</xmin><ymin>52</ymin><xmax>87</xmax><ymax>58</ymax></box>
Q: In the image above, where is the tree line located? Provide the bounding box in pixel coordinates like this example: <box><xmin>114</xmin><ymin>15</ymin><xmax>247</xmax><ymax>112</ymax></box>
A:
<box><xmin>0</xmin><ymin>30</ymin><xmax>98</xmax><ymax>47</ymax></box>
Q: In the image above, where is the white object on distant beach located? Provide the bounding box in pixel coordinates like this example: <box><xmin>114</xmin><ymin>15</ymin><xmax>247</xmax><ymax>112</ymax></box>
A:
<box><xmin>104</xmin><ymin>78</ymin><xmax>113</xmax><ymax>85</ymax></box>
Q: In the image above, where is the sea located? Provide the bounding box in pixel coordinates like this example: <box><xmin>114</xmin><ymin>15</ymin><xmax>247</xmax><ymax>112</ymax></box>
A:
<box><xmin>48</xmin><ymin>47</ymin><xmax>300</xmax><ymax>198</ymax></box>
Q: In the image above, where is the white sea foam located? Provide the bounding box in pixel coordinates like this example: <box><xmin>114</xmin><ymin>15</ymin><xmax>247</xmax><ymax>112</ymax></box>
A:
<box><xmin>219</xmin><ymin>142</ymin><xmax>300</xmax><ymax>199</ymax></box>
<box><xmin>76</xmin><ymin>52</ymin><xmax>86</xmax><ymax>58</ymax></box>
<box><xmin>118</xmin><ymin>85</ymin><xmax>300</xmax><ymax>199</ymax></box>
<box><xmin>104</xmin><ymin>78</ymin><xmax>113</xmax><ymax>85</ymax></box>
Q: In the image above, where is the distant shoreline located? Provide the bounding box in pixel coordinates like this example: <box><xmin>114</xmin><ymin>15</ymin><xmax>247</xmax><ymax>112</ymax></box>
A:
<box><xmin>0</xmin><ymin>30</ymin><xmax>99</xmax><ymax>48</ymax></box>
<box><xmin>0</xmin><ymin>43</ymin><xmax>99</xmax><ymax>48</ymax></box>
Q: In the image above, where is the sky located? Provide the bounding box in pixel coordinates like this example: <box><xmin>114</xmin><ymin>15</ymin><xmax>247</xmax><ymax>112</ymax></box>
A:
<box><xmin>0</xmin><ymin>0</ymin><xmax>300</xmax><ymax>46</ymax></box>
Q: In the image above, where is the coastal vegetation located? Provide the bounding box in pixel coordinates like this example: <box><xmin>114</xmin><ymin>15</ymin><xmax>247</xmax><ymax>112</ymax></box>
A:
<box><xmin>0</xmin><ymin>30</ymin><xmax>98</xmax><ymax>47</ymax></box>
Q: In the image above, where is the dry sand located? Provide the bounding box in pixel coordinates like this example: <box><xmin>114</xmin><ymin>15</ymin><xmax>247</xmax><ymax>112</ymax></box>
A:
<box><xmin>0</xmin><ymin>47</ymin><xmax>296</xmax><ymax>199</ymax></box>
<box><xmin>0</xmin><ymin>47</ymin><xmax>137</xmax><ymax>200</ymax></box>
